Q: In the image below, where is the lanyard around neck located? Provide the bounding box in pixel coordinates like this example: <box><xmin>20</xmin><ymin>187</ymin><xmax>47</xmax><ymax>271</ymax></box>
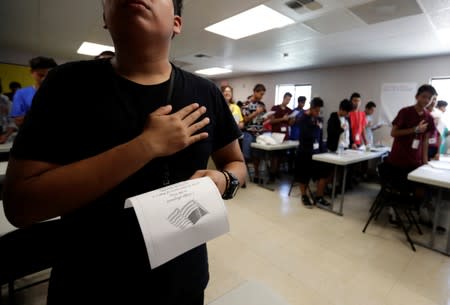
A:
<box><xmin>162</xmin><ymin>64</ymin><xmax>176</xmax><ymax>186</ymax></box>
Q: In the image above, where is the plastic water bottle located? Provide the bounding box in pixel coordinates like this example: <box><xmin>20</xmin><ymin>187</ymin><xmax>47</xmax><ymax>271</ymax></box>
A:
<box><xmin>337</xmin><ymin>143</ymin><xmax>344</xmax><ymax>155</ymax></box>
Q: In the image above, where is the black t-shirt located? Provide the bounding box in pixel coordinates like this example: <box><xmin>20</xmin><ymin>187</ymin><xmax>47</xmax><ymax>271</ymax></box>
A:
<box><xmin>297</xmin><ymin>114</ymin><xmax>325</xmax><ymax>155</ymax></box>
<box><xmin>11</xmin><ymin>59</ymin><xmax>241</xmax><ymax>303</ymax></box>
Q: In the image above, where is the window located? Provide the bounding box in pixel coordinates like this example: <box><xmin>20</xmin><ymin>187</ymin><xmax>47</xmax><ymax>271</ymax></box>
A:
<box><xmin>431</xmin><ymin>78</ymin><xmax>450</xmax><ymax>128</ymax></box>
<box><xmin>275</xmin><ymin>84</ymin><xmax>312</xmax><ymax>110</ymax></box>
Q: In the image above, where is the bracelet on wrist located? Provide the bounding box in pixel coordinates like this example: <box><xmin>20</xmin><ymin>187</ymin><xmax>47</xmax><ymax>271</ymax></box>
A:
<box><xmin>221</xmin><ymin>171</ymin><xmax>230</xmax><ymax>195</ymax></box>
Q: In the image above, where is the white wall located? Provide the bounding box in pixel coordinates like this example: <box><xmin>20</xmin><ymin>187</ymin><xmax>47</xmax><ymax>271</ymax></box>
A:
<box><xmin>0</xmin><ymin>47</ymin><xmax>68</xmax><ymax>66</ymax></box>
<box><xmin>219</xmin><ymin>55</ymin><xmax>450</xmax><ymax>145</ymax></box>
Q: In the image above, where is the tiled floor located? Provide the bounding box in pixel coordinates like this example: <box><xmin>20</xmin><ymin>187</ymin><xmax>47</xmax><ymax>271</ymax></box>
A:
<box><xmin>2</xmin><ymin>179</ymin><xmax>450</xmax><ymax>305</ymax></box>
<box><xmin>205</xmin><ymin>179</ymin><xmax>450</xmax><ymax>305</ymax></box>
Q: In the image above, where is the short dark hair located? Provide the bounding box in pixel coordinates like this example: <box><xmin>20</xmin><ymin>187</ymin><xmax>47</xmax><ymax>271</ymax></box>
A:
<box><xmin>350</xmin><ymin>92</ymin><xmax>361</xmax><ymax>101</ymax></box>
<box><xmin>283</xmin><ymin>92</ymin><xmax>292</xmax><ymax>99</ymax></box>
<box><xmin>173</xmin><ymin>0</ymin><xmax>183</xmax><ymax>16</ymax></box>
<box><xmin>253</xmin><ymin>84</ymin><xmax>266</xmax><ymax>93</ymax></box>
<box><xmin>29</xmin><ymin>56</ymin><xmax>57</xmax><ymax>70</ymax></box>
<box><xmin>9</xmin><ymin>81</ymin><xmax>21</xmax><ymax>90</ymax></box>
<box><xmin>416</xmin><ymin>84</ymin><xmax>437</xmax><ymax>97</ymax></box>
<box><xmin>437</xmin><ymin>100</ymin><xmax>448</xmax><ymax>108</ymax></box>
<box><xmin>298</xmin><ymin>96</ymin><xmax>306</xmax><ymax>103</ymax></box>
<box><xmin>95</xmin><ymin>50</ymin><xmax>115</xmax><ymax>59</ymax></box>
<box><xmin>365</xmin><ymin>101</ymin><xmax>376</xmax><ymax>109</ymax></box>
<box><xmin>339</xmin><ymin>99</ymin><xmax>353</xmax><ymax>112</ymax></box>
<box><xmin>310</xmin><ymin>97</ymin><xmax>324</xmax><ymax>108</ymax></box>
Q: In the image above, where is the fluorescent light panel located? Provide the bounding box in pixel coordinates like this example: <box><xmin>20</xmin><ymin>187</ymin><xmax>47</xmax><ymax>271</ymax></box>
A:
<box><xmin>77</xmin><ymin>42</ymin><xmax>115</xmax><ymax>56</ymax></box>
<box><xmin>195</xmin><ymin>67</ymin><xmax>232</xmax><ymax>76</ymax></box>
<box><xmin>205</xmin><ymin>5</ymin><xmax>295</xmax><ymax>40</ymax></box>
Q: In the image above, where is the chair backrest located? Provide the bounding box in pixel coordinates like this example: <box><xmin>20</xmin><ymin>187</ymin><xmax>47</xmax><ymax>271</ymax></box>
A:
<box><xmin>0</xmin><ymin>219</ymin><xmax>61</xmax><ymax>285</ymax></box>
<box><xmin>377</xmin><ymin>162</ymin><xmax>415</xmax><ymax>198</ymax></box>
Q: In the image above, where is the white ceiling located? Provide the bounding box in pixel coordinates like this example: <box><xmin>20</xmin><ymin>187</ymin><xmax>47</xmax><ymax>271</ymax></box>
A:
<box><xmin>0</xmin><ymin>0</ymin><xmax>449</xmax><ymax>78</ymax></box>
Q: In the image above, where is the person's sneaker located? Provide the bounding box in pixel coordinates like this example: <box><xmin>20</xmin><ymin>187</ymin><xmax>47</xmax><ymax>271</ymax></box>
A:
<box><xmin>437</xmin><ymin>226</ymin><xmax>447</xmax><ymax>234</ymax></box>
<box><xmin>315</xmin><ymin>196</ymin><xmax>330</xmax><ymax>207</ymax></box>
<box><xmin>302</xmin><ymin>195</ymin><xmax>314</xmax><ymax>209</ymax></box>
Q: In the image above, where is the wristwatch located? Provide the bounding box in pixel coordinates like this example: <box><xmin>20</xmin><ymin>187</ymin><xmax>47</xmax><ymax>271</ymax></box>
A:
<box><xmin>221</xmin><ymin>170</ymin><xmax>240</xmax><ymax>200</ymax></box>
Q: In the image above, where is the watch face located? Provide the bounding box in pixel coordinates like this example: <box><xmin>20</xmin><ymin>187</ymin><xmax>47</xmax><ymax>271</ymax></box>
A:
<box><xmin>230</xmin><ymin>180</ymin><xmax>240</xmax><ymax>197</ymax></box>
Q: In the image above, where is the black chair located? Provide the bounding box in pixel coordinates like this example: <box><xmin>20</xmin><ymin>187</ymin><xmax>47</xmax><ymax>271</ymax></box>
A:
<box><xmin>0</xmin><ymin>219</ymin><xmax>61</xmax><ymax>304</ymax></box>
<box><xmin>362</xmin><ymin>162</ymin><xmax>422</xmax><ymax>251</ymax></box>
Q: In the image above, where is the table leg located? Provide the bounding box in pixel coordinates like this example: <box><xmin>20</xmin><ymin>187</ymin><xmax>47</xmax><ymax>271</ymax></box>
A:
<box><xmin>338</xmin><ymin>166</ymin><xmax>347</xmax><ymax>216</ymax></box>
<box><xmin>412</xmin><ymin>188</ymin><xmax>450</xmax><ymax>256</ymax></box>
<box><xmin>430</xmin><ymin>188</ymin><xmax>442</xmax><ymax>248</ymax></box>
<box><xmin>316</xmin><ymin>165</ymin><xmax>344</xmax><ymax>216</ymax></box>
<box><xmin>252</xmin><ymin>150</ymin><xmax>275</xmax><ymax>191</ymax></box>
<box><xmin>330</xmin><ymin>165</ymin><xmax>337</xmax><ymax>209</ymax></box>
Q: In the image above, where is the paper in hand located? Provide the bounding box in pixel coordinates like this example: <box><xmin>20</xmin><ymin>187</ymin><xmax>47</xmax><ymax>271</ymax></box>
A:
<box><xmin>125</xmin><ymin>177</ymin><xmax>229</xmax><ymax>269</ymax></box>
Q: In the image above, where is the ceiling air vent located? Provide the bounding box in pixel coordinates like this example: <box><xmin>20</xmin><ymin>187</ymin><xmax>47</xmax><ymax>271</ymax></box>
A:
<box><xmin>286</xmin><ymin>0</ymin><xmax>322</xmax><ymax>12</ymax></box>
<box><xmin>285</xmin><ymin>0</ymin><xmax>303</xmax><ymax>10</ymax></box>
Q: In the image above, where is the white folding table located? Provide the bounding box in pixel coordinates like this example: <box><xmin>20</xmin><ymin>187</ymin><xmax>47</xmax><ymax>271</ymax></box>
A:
<box><xmin>250</xmin><ymin>141</ymin><xmax>299</xmax><ymax>191</ymax></box>
<box><xmin>312</xmin><ymin>148</ymin><xmax>390</xmax><ymax>216</ymax></box>
<box><xmin>408</xmin><ymin>158</ymin><xmax>450</xmax><ymax>255</ymax></box>
<box><xmin>0</xmin><ymin>142</ymin><xmax>12</xmax><ymax>154</ymax></box>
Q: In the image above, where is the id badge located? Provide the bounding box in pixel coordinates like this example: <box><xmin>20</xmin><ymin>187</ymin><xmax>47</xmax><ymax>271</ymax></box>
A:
<box><xmin>429</xmin><ymin>138</ymin><xmax>437</xmax><ymax>145</ymax></box>
<box><xmin>355</xmin><ymin>134</ymin><xmax>360</xmax><ymax>142</ymax></box>
<box><xmin>281</xmin><ymin>126</ymin><xmax>287</xmax><ymax>132</ymax></box>
<box><xmin>313</xmin><ymin>142</ymin><xmax>320</xmax><ymax>150</ymax></box>
<box><xmin>412</xmin><ymin>139</ymin><xmax>420</xmax><ymax>149</ymax></box>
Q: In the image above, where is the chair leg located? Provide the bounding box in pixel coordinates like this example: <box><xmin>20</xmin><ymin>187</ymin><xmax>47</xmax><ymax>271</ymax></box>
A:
<box><xmin>406</xmin><ymin>209</ymin><xmax>423</xmax><ymax>235</ymax></box>
<box><xmin>363</xmin><ymin>202</ymin><xmax>384</xmax><ymax>233</ymax></box>
<box><xmin>369</xmin><ymin>191</ymin><xmax>383</xmax><ymax>213</ymax></box>
<box><xmin>288</xmin><ymin>179</ymin><xmax>295</xmax><ymax>196</ymax></box>
<box><xmin>393</xmin><ymin>208</ymin><xmax>416</xmax><ymax>252</ymax></box>
<box><xmin>403</xmin><ymin>210</ymin><xmax>414</xmax><ymax>232</ymax></box>
<box><xmin>8</xmin><ymin>281</ymin><xmax>15</xmax><ymax>305</ymax></box>
<box><xmin>373</xmin><ymin>199</ymin><xmax>385</xmax><ymax>221</ymax></box>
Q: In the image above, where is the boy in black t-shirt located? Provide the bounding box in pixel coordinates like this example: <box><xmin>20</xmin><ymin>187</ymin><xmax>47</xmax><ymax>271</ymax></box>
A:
<box><xmin>3</xmin><ymin>1</ymin><xmax>246</xmax><ymax>304</ymax></box>
<box><xmin>327</xmin><ymin>99</ymin><xmax>354</xmax><ymax>152</ymax></box>
<box><xmin>295</xmin><ymin>97</ymin><xmax>331</xmax><ymax>208</ymax></box>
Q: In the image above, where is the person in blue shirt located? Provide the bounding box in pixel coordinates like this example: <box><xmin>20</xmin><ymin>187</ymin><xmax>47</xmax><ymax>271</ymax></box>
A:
<box><xmin>10</xmin><ymin>56</ymin><xmax>57</xmax><ymax>127</ymax></box>
<box><xmin>295</xmin><ymin>97</ymin><xmax>331</xmax><ymax>208</ymax></box>
<box><xmin>289</xmin><ymin>96</ymin><xmax>306</xmax><ymax>140</ymax></box>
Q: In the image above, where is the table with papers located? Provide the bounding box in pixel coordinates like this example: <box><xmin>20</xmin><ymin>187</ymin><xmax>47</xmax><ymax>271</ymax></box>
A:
<box><xmin>312</xmin><ymin>147</ymin><xmax>390</xmax><ymax>216</ymax></box>
<box><xmin>408</xmin><ymin>156</ymin><xmax>450</xmax><ymax>255</ymax></box>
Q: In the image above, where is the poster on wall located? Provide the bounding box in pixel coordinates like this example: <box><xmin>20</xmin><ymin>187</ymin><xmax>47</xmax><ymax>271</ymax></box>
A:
<box><xmin>380</xmin><ymin>83</ymin><xmax>417</xmax><ymax>125</ymax></box>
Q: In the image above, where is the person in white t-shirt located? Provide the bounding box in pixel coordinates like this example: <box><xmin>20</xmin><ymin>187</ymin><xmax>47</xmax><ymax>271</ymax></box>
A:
<box><xmin>364</xmin><ymin>101</ymin><xmax>382</xmax><ymax>146</ymax></box>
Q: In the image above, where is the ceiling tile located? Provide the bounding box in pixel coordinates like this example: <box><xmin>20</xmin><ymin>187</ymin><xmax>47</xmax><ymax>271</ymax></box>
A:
<box><xmin>349</xmin><ymin>0</ymin><xmax>423</xmax><ymax>25</ymax></box>
<box><xmin>417</xmin><ymin>0</ymin><xmax>450</xmax><ymax>13</ymax></box>
<box><xmin>429</xmin><ymin>8</ymin><xmax>450</xmax><ymax>29</ymax></box>
<box><xmin>303</xmin><ymin>9</ymin><xmax>367</xmax><ymax>34</ymax></box>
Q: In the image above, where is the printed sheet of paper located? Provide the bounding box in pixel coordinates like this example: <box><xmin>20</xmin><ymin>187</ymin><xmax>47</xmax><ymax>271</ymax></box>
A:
<box><xmin>429</xmin><ymin>160</ymin><xmax>450</xmax><ymax>170</ymax></box>
<box><xmin>125</xmin><ymin>177</ymin><xmax>229</xmax><ymax>269</ymax></box>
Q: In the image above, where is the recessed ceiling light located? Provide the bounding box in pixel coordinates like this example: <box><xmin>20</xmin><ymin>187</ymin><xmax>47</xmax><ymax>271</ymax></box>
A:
<box><xmin>77</xmin><ymin>42</ymin><xmax>115</xmax><ymax>56</ymax></box>
<box><xmin>195</xmin><ymin>67</ymin><xmax>232</xmax><ymax>76</ymax></box>
<box><xmin>205</xmin><ymin>5</ymin><xmax>295</xmax><ymax>40</ymax></box>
